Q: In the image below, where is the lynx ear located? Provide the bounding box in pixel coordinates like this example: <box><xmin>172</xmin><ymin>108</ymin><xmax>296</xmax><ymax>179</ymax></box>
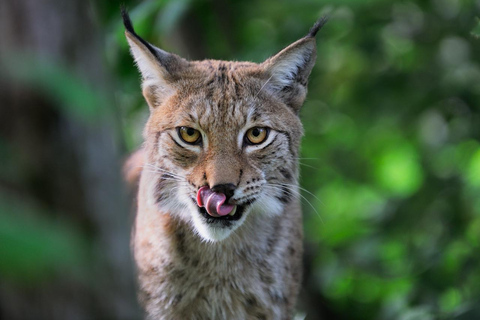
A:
<box><xmin>261</xmin><ymin>17</ymin><xmax>327</xmax><ymax>112</ymax></box>
<box><xmin>121</xmin><ymin>9</ymin><xmax>188</xmax><ymax>109</ymax></box>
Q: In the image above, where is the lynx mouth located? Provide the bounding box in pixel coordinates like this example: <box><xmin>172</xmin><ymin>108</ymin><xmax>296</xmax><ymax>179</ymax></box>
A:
<box><xmin>198</xmin><ymin>205</ymin><xmax>244</xmax><ymax>224</ymax></box>
<box><xmin>196</xmin><ymin>186</ymin><xmax>236</xmax><ymax>217</ymax></box>
<box><xmin>191</xmin><ymin>184</ymin><xmax>258</xmax><ymax>225</ymax></box>
<box><xmin>195</xmin><ymin>186</ymin><xmax>244</xmax><ymax>224</ymax></box>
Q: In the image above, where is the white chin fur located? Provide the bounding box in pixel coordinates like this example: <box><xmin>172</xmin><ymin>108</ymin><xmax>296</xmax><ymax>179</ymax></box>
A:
<box><xmin>185</xmin><ymin>194</ymin><xmax>284</xmax><ymax>242</ymax></box>
<box><xmin>190</xmin><ymin>204</ymin><xmax>284</xmax><ymax>242</ymax></box>
<box><xmin>188</xmin><ymin>203</ymin><xmax>246</xmax><ymax>242</ymax></box>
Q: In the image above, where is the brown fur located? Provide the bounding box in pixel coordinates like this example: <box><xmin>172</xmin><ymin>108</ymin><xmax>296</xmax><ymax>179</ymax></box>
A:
<box><xmin>122</xmin><ymin>11</ymin><xmax>325</xmax><ymax>319</ymax></box>
<box><xmin>124</xmin><ymin>148</ymin><xmax>145</xmax><ymax>189</ymax></box>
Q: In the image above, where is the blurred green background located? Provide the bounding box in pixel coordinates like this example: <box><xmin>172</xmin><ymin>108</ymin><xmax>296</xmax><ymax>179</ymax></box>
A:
<box><xmin>0</xmin><ymin>0</ymin><xmax>479</xmax><ymax>319</ymax></box>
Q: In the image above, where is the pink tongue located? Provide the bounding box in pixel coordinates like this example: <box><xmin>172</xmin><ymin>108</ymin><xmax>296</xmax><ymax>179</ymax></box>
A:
<box><xmin>196</xmin><ymin>186</ymin><xmax>235</xmax><ymax>217</ymax></box>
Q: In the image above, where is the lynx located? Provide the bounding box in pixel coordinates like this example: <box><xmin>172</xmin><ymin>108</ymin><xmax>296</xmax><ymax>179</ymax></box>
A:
<box><xmin>122</xmin><ymin>9</ymin><xmax>326</xmax><ymax>320</ymax></box>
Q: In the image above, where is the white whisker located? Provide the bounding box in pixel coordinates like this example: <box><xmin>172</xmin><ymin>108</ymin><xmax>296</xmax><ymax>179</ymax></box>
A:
<box><xmin>274</xmin><ymin>182</ymin><xmax>323</xmax><ymax>205</ymax></box>
<box><xmin>254</xmin><ymin>75</ymin><xmax>274</xmax><ymax>99</ymax></box>
<box><xmin>142</xmin><ymin>163</ymin><xmax>185</xmax><ymax>179</ymax></box>
<box><xmin>299</xmin><ymin>162</ymin><xmax>319</xmax><ymax>170</ymax></box>
<box><xmin>263</xmin><ymin>183</ymin><xmax>323</xmax><ymax>223</ymax></box>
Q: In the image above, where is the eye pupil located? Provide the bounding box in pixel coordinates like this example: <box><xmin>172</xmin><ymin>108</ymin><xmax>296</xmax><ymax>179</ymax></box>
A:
<box><xmin>178</xmin><ymin>127</ymin><xmax>201</xmax><ymax>144</ymax></box>
<box><xmin>245</xmin><ymin>127</ymin><xmax>268</xmax><ymax>145</ymax></box>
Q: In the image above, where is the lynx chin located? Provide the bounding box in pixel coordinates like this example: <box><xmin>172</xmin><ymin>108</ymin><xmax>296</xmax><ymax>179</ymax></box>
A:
<box><xmin>122</xmin><ymin>8</ymin><xmax>327</xmax><ymax>320</ymax></box>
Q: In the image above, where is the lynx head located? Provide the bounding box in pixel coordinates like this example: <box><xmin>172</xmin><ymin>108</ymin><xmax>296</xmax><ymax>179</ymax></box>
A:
<box><xmin>123</xmin><ymin>10</ymin><xmax>326</xmax><ymax>241</ymax></box>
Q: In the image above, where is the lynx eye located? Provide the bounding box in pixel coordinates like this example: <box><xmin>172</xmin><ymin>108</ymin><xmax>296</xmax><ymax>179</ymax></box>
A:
<box><xmin>245</xmin><ymin>127</ymin><xmax>269</xmax><ymax>145</ymax></box>
<box><xmin>178</xmin><ymin>127</ymin><xmax>201</xmax><ymax>144</ymax></box>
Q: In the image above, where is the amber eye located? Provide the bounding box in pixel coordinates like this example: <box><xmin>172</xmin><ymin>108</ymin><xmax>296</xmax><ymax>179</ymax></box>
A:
<box><xmin>245</xmin><ymin>127</ymin><xmax>269</xmax><ymax>145</ymax></box>
<box><xmin>178</xmin><ymin>127</ymin><xmax>201</xmax><ymax>144</ymax></box>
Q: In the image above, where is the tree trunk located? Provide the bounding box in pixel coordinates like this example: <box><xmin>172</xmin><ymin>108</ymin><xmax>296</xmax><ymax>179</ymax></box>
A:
<box><xmin>0</xmin><ymin>0</ymin><xmax>140</xmax><ymax>319</ymax></box>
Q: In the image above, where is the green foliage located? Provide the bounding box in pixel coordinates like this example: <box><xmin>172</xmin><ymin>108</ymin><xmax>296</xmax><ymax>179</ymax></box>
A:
<box><xmin>0</xmin><ymin>195</ymin><xmax>89</xmax><ymax>284</ymax></box>
<box><xmin>471</xmin><ymin>17</ymin><xmax>480</xmax><ymax>38</ymax></box>
<box><xmin>3</xmin><ymin>54</ymin><xmax>108</xmax><ymax>122</ymax></box>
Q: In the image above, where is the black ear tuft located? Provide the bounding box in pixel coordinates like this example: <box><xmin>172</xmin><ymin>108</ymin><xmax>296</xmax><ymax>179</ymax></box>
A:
<box><xmin>307</xmin><ymin>16</ymin><xmax>329</xmax><ymax>38</ymax></box>
<box><xmin>120</xmin><ymin>7</ymin><xmax>160</xmax><ymax>60</ymax></box>
<box><xmin>121</xmin><ymin>6</ymin><xmax>135</xmax><ymax>34</ymax></box>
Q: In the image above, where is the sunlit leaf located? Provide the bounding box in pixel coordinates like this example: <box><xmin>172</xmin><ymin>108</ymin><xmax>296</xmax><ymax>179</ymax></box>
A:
<box><xmin>466</xmin><ymin>148</ymin><xmax>480</xmax><ymax>188</ymax></box>
<box><xmin>440</xmin><ymin>288</ymin><xmax>462</xmax><ymax>314</ymax></box>
<box><xmin>373</xmin><ymin>144</ymin><xmax>424</xmax><ymax>197</ymax></box>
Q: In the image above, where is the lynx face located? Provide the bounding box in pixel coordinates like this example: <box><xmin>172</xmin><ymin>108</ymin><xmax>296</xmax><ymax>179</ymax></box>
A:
<box><xmin>124</xmin><ymin>13</ymin><xmax>322</xmax><ymax>241</ymax></box>
<box><xmin>144</xmin><ymin>63</ymin><xmax>303</xmax><ymax>241</ymax></box>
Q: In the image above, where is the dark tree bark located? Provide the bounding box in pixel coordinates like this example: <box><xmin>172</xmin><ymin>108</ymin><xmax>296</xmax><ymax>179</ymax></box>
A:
<box><xmin>0</xmin><ymin>1</ymin><xmax>140</xmax><ymax>319</ymax></box>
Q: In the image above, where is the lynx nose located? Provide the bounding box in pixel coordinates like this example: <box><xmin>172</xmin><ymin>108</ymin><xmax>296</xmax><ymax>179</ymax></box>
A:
<box><xmin>211</xmin><ymin>183</ymin><xmax>236</xmax><ymax>201</ymax></box>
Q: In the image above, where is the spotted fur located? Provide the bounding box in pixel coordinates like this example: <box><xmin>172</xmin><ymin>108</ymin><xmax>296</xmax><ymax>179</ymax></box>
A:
<box><xmin>122</xmin><ymin>9</ymin><xmax>325</xmax><ymax>320</ymax></box>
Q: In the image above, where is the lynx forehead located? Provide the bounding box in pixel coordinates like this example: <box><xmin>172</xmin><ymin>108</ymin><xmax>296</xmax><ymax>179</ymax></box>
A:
<box><xmin>123</xmin><ymin>8</ymin><xmax>326</xmax><ymax>319</ymax></box>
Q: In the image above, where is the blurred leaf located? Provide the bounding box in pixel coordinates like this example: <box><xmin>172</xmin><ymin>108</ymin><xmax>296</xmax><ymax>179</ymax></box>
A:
<box><xmin>380</xmin><ymin>241</ymin><xmax>410</xmax><ymax>276</ymax></box>
<box><xmin>439</xmin><ymin>288</ymin><xmax>462</xmax><ymax>314</ymax></box>
<box><xmin>156</xmin><ymin>0</ymin><xmax>192</xmax><ymax>34</ymax></box>
<box><xmin>466</xmin><ymin>148</ymin><xmax>480</xmax><ymax>188</ymax></box>
<box><xmin>441</xmin><ymin>240</ymin><xmax>471</xmax><ymax>276</ymax></box>
<box><xmin>466</xmin><ymin>217</ymin><xmax>480</xmax><ymax>246</ymax></box>
<box><xmin>0</xmin><ymin>195</ymin><xmax>89</xmax><ymax>284</ymax></box>
<box><xmin>351</xmin><ymin>273</ymin><xmax>382</xmax><ymax>303</ymax></box>
<box><xmin>315</xmin><ymin>181</ymin><xmax>384</xmax><ymax>245</ymax></box>
<box><xmin>324</xmin><ymin>268</ymin><xmax>353</xmax><ymax>299</ymax></box>
<box><xmin>471</xmin><ymin>17</ymin><xmax>480</xmax><ymax>38</ymax></box>
<box><xmin>2</xmin><ymin>53</ymin><xmax>108</xmax><ymax>122</ymax></box>
<box><xmin>398</xmin><ymin>306</ymin><xmax>434</xmax><ymax>320</ymax></box>
<box><xmin>373</xmin><ymin>143</ymin><xmax>424</xmax><ymax>197</ymax></box>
